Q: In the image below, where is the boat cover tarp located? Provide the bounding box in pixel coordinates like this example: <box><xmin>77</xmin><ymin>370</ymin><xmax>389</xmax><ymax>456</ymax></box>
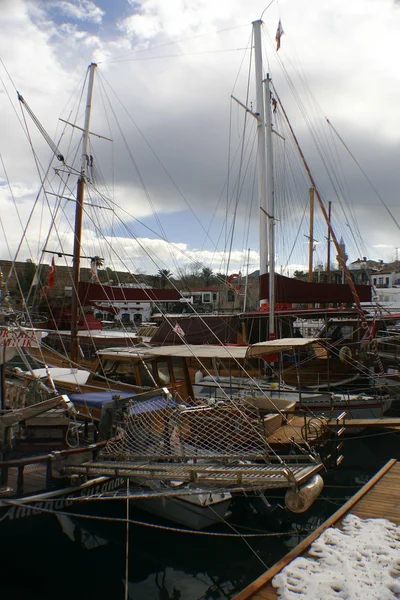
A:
<box><xmin>70</xmin><ymin>391</ymin><xmax>179</xmax><ymax>413</ymax></box>
<box><xmin>70</xmin><ymin>391</ymin><xmax>135</xmax><ymax>408</ymax></box>
<box><xmin>150</xmin><ymin>315</ymin><xmax>243</xmax><ymax>345</ymax></box>
<box><xmin>260</xmin><ymin>273</ymin><xmax>371</xmax><ymax>304</ymax></box>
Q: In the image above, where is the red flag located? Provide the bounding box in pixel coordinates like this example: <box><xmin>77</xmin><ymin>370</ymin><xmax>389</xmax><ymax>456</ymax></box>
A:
<box><xmin>275</xmin><ymin>19</ymin><xmax>284</xmax><ymax>51</ymax></box>
<box><xmin>40</xmin><ymin>257</ymin><xmax>56</xmax><ymax>297</ymax></box>
<box><xmin>173</xmin><ymin>323</ymin><xmax>185</xmax><ymax>337</ymax></box>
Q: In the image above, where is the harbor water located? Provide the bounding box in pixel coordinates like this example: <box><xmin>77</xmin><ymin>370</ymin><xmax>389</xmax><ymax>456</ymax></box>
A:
<box><xmin>2</xmin><ymin>426</ymin><xmax>400</xmax><ymax>600</ymax></box>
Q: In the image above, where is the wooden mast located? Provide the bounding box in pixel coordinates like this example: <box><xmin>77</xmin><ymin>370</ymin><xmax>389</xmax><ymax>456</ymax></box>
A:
<box><xmin>272</xmin><ymin>83</ymin><xmax>384</xmax><ymax>373</ymax></box>
<box><xmin>70</xmin><ymin>63</ymin><xmax>97</xmax><ymax>363</ymax></box>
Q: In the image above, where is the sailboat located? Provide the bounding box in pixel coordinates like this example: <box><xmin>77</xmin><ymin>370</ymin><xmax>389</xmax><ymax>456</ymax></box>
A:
<box><xmin>0</xmin><ymin>58</ymin><xmax>337</xmax><ymax>530</ymax></box>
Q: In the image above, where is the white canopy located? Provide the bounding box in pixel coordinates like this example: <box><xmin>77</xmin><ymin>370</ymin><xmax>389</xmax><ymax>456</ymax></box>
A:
<box><xmin>246</xmin><ymin>337</ymin><xmax>319</xmax><ymax>357</ymax></box>
<box><xmin>142</xmin><ymin>338</ymin><xmax>318</xmax><ymax>360</ymax></box>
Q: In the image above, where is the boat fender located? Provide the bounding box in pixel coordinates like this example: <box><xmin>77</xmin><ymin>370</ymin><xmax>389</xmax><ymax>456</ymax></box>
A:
<box><xmin>284</xmin><ymin>474</ymin><xmax>324</xmax><ymax>513</ymax></box>
<box><xmin>194</xmin><ymin>369</ymin><xmax>203</xmax><ymax>384</ymax></box>
<box><xmin>339</xmin><ymin>346</ymin><xmax>352</xmax><ymax>363</ymax></box>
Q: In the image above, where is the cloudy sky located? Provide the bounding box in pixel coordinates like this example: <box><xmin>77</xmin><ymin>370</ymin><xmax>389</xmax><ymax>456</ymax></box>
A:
<box><xmin>1</xmin><ymin>0</ymin><xmax>400</xmax><ymax>279</ymax></box>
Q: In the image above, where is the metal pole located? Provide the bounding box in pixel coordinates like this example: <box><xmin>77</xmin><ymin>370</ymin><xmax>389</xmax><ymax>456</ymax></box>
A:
<box><xmin>308</xmin><ymin>188</ymin><xmax>314</xmax><ymax>283</ymax></box>
<box><xmin>265</xmin><ymin>74</ymin><xmax>275</xmax><ymax>336</ymax></box>
<box><xmin>252</xmin><ymin>20</ymin><xmax>268</xmax><ymax>309</ymax></box>
<box><xmin>327</xmin><ymin>201</ymin><xmax>332</xmax><ymax>283</ymax></box>
<box><xmin>243</xmin><ymin>247</ymin><xmax>250</xmax><ymax>312</ymax></box>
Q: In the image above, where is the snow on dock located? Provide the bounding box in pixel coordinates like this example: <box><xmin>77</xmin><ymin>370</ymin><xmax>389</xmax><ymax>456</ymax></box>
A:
<box><xmin>234</xmin><ymin>459</ymin><xmax>400</xmax><ymax>600</ymax></box>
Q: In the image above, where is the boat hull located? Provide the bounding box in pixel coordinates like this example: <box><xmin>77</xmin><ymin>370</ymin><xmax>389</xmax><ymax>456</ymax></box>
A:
<box><xmin>0</xmin><ymin>476</ymin><xmax>125</xmax><ymax>525</ymax></box>
<box><xmin>131</xmin><ymin>491</ymin><xmax>232</xmax><ymax>530</ymax></box>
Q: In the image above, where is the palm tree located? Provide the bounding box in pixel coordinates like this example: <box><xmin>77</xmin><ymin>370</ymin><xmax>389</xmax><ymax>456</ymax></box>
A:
<box><xmin>158</xmin><ymin>268</ymin><xmax>172</xmax><ymax>289</ymax></box>
<box><xmin>201</xmin><ymin>267</ymin><xmax>213</xmax><ymax>286</ymax></box>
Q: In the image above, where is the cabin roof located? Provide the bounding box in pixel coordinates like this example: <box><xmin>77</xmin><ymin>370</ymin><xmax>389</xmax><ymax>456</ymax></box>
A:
<box><xmin>97</xmin><ymin>338</ymin><xmax>318</xmax><ymax>360</ymax></box>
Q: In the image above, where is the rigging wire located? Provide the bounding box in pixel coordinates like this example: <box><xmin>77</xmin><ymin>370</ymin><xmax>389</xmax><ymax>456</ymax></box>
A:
<box><xmin>326</xmin><ymin>118</ymin><xmax>400</xmax><ymax>233</ymax></box>
<box><xmin>104</xmin><ymin>23</ymin><xmax>251</xmax><ymax>64</ymax></box>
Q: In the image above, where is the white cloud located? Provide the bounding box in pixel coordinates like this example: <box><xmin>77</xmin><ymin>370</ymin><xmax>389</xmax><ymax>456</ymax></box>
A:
<box><xmin>122</xmin><ymin>0</ymin><xmax>234</xmax><ymax>41</ymax></box>
<box><xmin>50</xmin><ymin>1</ymin><xmax>104</xmax><ymax>24</ymax></box>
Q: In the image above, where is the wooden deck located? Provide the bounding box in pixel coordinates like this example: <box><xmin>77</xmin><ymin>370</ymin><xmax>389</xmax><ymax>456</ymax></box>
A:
<box><xmin>234</xmin><ymin>459</ymin><xmax>400</xmax><ymax>600</ymax></box>
<box><xmin>267</xmin><ymin>415</ymin><xmax>330</xmax><ymax>446</ymax></box>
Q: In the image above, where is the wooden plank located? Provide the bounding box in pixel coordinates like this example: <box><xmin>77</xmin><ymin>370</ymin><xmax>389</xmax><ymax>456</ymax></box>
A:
<box><xmin>267</xmin><ymin>415</ymin><xmax>329</xmax><ymax>445</ymax></box>
<box><xmin>233</xmin><ymin>459</ymin><xmax>397</xmax><ymax>600</ymax></box>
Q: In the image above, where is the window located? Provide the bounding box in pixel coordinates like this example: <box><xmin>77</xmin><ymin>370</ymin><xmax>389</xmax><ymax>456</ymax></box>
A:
<box><xmin>156</xmin><ymin>360</ymin><xmax>171</xmax><ymax>384</ymax></box>
<box><xmin>327</xmin><ymin>324</ymin><xmax>353</xmax><ymax>341</ymax></box>
<box><xmin>94</xmin><ymin>360</ymin><xmax>138</xmax><ymax>385</ymax></box>
<box><xmin>227</xmin><ymin>290</ymin><xmax>235</xmax><ymax>302</ymax></box>
<box><xmin>138</xmin><ymin>362</ymin><xmax>155</xmax><ymax>387</ymax></box>
<box><xmin>121</xmin><ymin>313</ymin><xmax>131</xmax><ymax>323</ymax></box>
<box><xmin>212</xmin><ymin>293</ymin><xmax>218</xmax><ymax>302</ymax></box>
<box><xmin>340</xmin><ymin>325</ymin><xmax>353</xmax><ymax>340</ymax></box>
<box><xmin>203</xmin><ymin>293</ymin><xmax>211</xmax><ymax>303</ymax></box>
<box><xmin>171</xmin><ymin>357</ymin><xmax>185</xmax><ymax>382</ymax></box>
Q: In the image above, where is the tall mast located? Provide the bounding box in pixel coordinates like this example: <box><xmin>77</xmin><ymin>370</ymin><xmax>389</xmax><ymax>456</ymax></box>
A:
<box><xmin>265</xmin><ymin>73</ymin><xmax>275</xmax><ymax>336</ymax></box>
<box><xmin>253</xmin><ymin>20</ymin><xmax>268</xmax><ymax>310</ymax></box>
<box><xmin>70</xmin><ymin>62</ymin><xmax>97</xmax><ymax>363</ymax></box>
<box><xmin>253</xmin><ymin>20</ymin><xmax>275</xmax><ymax>335</ymax></box>
<box><xmin>243</xmin><ymin>247</ymin><xmax>251</xmax><ymax>312</ymax></box>
<box><xmin>308</xmin><ymin>187</ymin><xmax>315</xmax><ymax>283</ymax></box>
<box><xmin>308</xmin><ymin>187</ymin><xmax>315</xmax><ymax>309</ymax></box>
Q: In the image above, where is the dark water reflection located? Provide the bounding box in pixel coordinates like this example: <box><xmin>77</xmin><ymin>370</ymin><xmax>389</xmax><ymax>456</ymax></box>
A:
<box><xmin>2</xmin><ymin>430</ymin><xmax>399</xmax><ymax>600</ymax></box>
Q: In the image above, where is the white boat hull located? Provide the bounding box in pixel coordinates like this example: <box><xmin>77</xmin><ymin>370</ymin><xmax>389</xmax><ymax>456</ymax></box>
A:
<box><xmin>131</xmin><ymin>491</ymin><xmax>232</xmax><ymax>530</ymax></box>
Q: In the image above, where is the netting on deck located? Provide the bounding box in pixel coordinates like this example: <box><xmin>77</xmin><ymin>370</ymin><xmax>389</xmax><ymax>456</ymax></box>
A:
<box><xmin>103</xmin><ymin>395</ymin><xmax>273</xmax><ymax>461</ymax></box>
<box><xmin>65</xmin><ymin>392</ymin><xmax>323</xmax><ymax>491</ymax></box>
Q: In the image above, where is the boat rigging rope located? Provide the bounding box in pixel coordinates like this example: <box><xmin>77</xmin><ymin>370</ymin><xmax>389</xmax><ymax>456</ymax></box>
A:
<box><xmin>225</xmin><ymin>30</ymin><xmax>254</xmax><ymax>277</ymax></box>
<box><xmin>76</xmin><ymin>187</ymin><xmax>314</xmax><ymax>456</ymax></box>
<box><xmin>208</xmin><ymin>503</ymin><xmax>269</xmax><ymax>569</ymax></box>
<box><xmin>326</xmin><ymin>119</ymin><xmax>400</xmax><ymax>233</ymax></box>
<box><xmin>2</xmin><ymin>499</ymin><xmax>314</xmax><ymax>538</ymax></box>
<box><xmin>124</xmin><ymin>479</ymin><xmax>129</xmax><ymax>600</ymax></box>
<box><xmin>272</xmin><ymin>83</ymin><xmax>385</xmax><ymax>375</ymax></box>
<box><xmin>17</xmin><ymin>93</ymin><xmax>64</xmax><ymax>162</ymax></box>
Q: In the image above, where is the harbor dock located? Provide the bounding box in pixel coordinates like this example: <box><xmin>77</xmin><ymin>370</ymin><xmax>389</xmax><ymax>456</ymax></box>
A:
<box><xmin>234</xmin><ymin>458</ymin><xmax>400</xmax><ymax>599</ymax></box>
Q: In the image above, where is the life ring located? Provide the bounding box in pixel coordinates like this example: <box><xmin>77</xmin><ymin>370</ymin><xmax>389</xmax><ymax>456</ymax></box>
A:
<box><xmin>227</xmin><ymin>273</ymin><xmax>243</xmax><ymax>295</ymax></box>
<box><xmin>227</xmin><ymin>273</ymin><xmax>241</xmax><ymax>290</ymax></box>
<box><xmin>339</xmin><ymin>346</ymin><xmax>352</xmax><ymax>364</ymax></box>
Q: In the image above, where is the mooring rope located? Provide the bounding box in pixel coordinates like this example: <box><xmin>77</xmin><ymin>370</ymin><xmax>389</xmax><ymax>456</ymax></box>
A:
<box><xmin>1</xmin><ymin>499</ymin><xmax>313</xmax><ymax>538</ymax></box>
